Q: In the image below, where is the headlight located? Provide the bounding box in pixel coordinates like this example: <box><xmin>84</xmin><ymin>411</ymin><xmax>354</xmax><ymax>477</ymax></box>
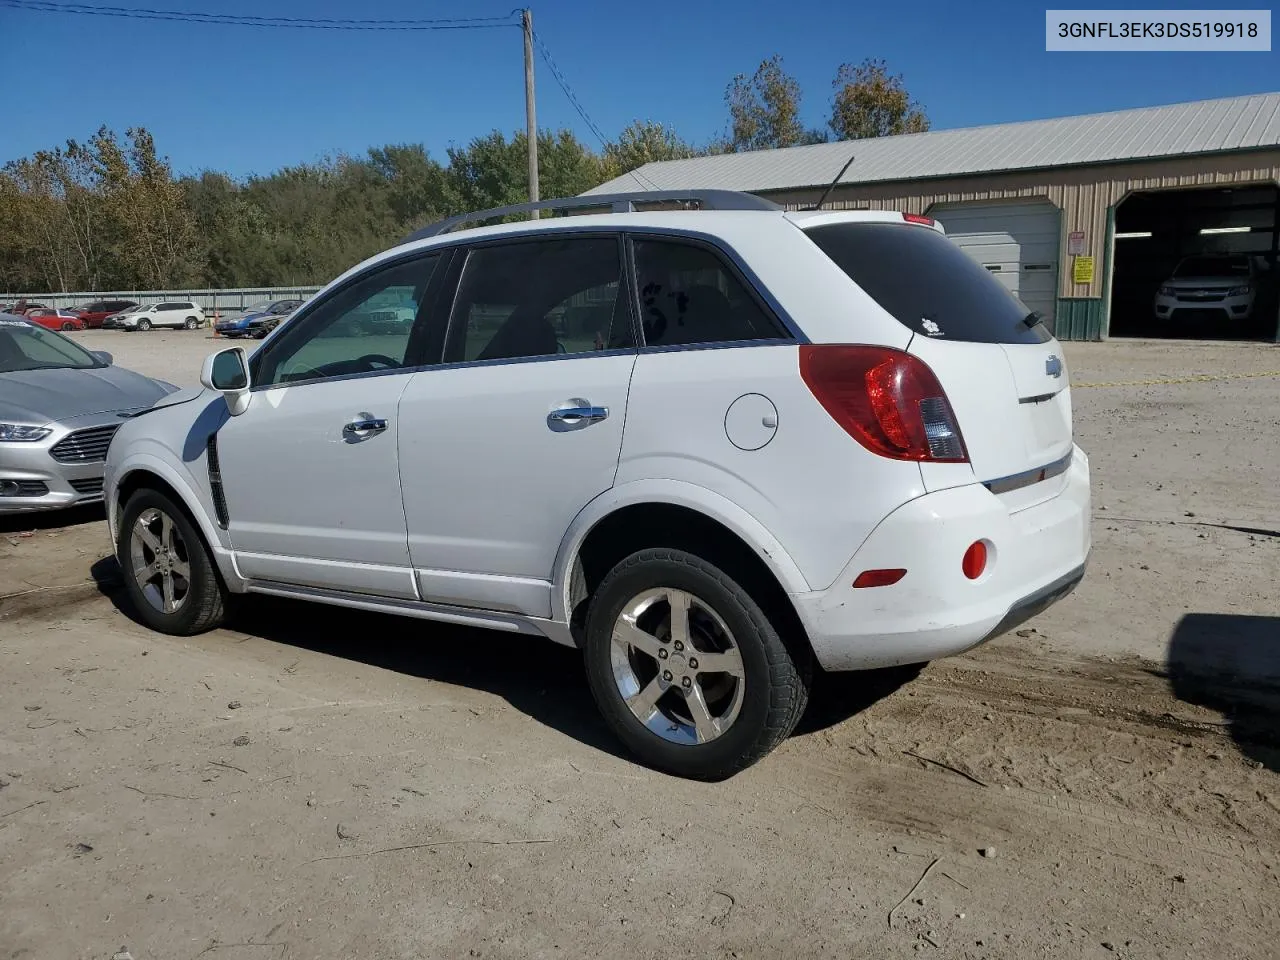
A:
<box><xmin>1226</xmin><ymin>285</ymin><xmax>1250</xmax><ymax>296</ymax></box>
<box><xmin>0</xmin><ymin>423</ymin><xmax>52</xmax><ymax>442</ymax></box>
<box><xmin>1158</xmin><ymin>285</ymin><xmax>1176</xmax><ymax>296</ymax></box>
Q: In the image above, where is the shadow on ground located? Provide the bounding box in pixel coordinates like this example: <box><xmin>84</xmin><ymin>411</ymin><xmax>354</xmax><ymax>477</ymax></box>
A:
<box><xmin>1165</xmin><ymin>613</ymin><xmax>1280</xmax><ymax>772</ymax></box>
<box><xmin>0</xmin><ymin>503</ymin><xmax>104</xmax><ymax>535</ymax></box>
<box><xmin>92</xmin><ymin>562</ymin><xmax>912</xmax><ymax>764</ymax></box>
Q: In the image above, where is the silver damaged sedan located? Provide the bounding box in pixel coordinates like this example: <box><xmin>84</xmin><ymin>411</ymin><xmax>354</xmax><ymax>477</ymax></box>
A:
<box><xmin>0</xmin><ymin>314</ymin><xmax>179</xmax><ymax>512</ymax></box>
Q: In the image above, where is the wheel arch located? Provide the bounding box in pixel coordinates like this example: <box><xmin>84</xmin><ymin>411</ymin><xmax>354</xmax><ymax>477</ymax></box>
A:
<box><xmin>110</xmin><ymin>452</ymin><xmax>241</xmax><ymax>588</ymax></box>
<box><xmin>553</xmin><ymin>482</ymin><xmax>812</xmax><ymax>651</ymax></box>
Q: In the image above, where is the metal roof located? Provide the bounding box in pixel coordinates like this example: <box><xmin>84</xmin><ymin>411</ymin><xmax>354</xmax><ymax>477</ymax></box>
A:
<box><xmin>584</xmin><ymin>93</ymin><xmax>1280</xmax><ymax>196</ymax></box>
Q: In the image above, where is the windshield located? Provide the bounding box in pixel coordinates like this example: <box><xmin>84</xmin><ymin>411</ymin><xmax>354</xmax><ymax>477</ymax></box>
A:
<box><xmin>123</xmin><ymin>304</ymin><xmax>149</xmax><ymax>313</ymax></box>
<box><xmin>0</xmin><ymin>318</ymin><xmax>102</xmax><ymax>373</ymax></box>
<box><xmin>805</xmin><ymin>221</ymin><xmax>1052</xmax><ymax>344</ymax></box>
<box><xmin>244</xmin><ymin>300</ymin><xmax>273</xmax><ymax>313</ymax></box>
<box><xmin>1174</xmin><ymin>256</ymin><xmax>1249</xmax><ymax>278</ymax></box>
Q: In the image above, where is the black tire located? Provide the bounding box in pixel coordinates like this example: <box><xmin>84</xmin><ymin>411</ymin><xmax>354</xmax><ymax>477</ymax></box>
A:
<box><xmin>184</xmin><ymin>317</ymin><xmax>198</xmax><ymax>330</ymax></box>
<box><xmin>584</xmin><ymin>547</ymin><xmax>811</xmax><ymax>780</ymax></box>
<box><xmin>61</xmin><ymin>321</ymin><xmax>76</xmax><ymax>331</ymax></box>
<box><xmin>136</xmin><ymin>318</ymin><xmax>151</xmax><ymax>332</ymax></box>
<box><xmin>118</xmin><ymin>488</ymin><xmax>227</xmax><ymax>635</ymax></box>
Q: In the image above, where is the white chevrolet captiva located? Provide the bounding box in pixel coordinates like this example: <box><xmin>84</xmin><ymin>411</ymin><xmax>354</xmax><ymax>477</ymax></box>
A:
<box><xmin>104</xmin><ymin>190</ymin><xmax>1091</xmax><ymax>780</ymax></box>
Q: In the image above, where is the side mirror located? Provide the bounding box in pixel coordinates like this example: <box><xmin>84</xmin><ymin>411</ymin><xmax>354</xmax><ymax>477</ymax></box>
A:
<box><xmin>200</xmin><ymin>347</ymin><xmax>252</xmax><ymax>416</ymax></box>
<box><xmin>91</xmin><ymin>350</ymin><xmax>113</xmax><ymax>365</ymax></box>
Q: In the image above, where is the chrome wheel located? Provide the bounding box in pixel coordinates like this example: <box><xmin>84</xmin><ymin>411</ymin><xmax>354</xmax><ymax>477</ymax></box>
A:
<box><xmin>610</xmin><ymin>587</ymin><xmax>746</xmax><ymax>745</ymax></box>
<box><xmin>129</xmin><ymin>507</ymin><xmax>191</xmax><ymax>614</ymax></box>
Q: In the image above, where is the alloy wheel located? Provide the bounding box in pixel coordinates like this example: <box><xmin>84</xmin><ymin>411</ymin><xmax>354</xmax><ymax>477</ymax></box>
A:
<box><xmin>129</xmin><ymin>507</ymin><xmax>192</xmax><ymax>614</ymax></box>
<box><xmin>609</xmin><ymin>587</ymin><xmax>746</xmax><ymax>745</ymax></box>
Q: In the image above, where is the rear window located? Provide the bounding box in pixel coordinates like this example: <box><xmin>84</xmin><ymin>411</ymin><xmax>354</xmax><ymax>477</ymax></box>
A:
<box><xmin>805</xmin><ymin>222</ymin><xmax>1052</xmax><ymax>345</ymax></box>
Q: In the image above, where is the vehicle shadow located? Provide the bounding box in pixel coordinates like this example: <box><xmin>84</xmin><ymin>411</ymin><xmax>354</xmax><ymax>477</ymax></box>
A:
<box><xmin>792</xmin><ymin>664</ymin><xmax>922</xmax><ymax>736</ymax></box>
<box><xmin>93</xmin><ymin>572</ymin><xmax>629</xmax><ymax>760</ymax></box>
<box><xmin>0</xmin><ymin>503</ymin><xmax>104</xmax><ymax>535</ymax></box>
<box><xmin>91</xmin><ymin>563</ymin><xmax>919</xmax><ymax>760</ymax></box>
<box><xmin>1164</xmin><ymin>613</ymin><xmax>1280</xmax><ymax>772</ymax></box>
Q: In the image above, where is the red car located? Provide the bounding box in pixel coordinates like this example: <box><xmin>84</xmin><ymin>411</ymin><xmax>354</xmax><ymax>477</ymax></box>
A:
<box><xmin>72</xmin><ymin>298</ymin><xmax>139</xmax><ymax>328</ymax></box>
<box><xmin>25</xmin><ymin>308</ymin><xmax>86</xmax><ymax>332</ymax></box>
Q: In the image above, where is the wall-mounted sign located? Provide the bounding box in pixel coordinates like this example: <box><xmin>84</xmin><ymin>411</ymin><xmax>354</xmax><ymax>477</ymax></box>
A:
<box><xmin>1072</xmin><ymin>255</ymin><xmax>1095</xmax><ymax>285</ymax></box>
<box><xmin>1068</xmin><ymin>230</ymin><xmax>1086</xmax><ymax>256</ymax></box>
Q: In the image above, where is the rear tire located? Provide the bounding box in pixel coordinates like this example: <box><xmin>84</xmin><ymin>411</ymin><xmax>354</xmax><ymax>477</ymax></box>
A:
<box><xmin>137</xmin><ymin>318</ymin><xmax>152</xmax><ymax>332</ymax></box>
<box><xmin>61</xmin><ymin>321</ymin><xmax>76</xmax><ymax>331</ymax></box>
<box><xmin>583</xmin><ymin>547</ymin><xmax>810</xmax><ymax>780</ymax></box>
<box><xmin>184</xmin><ymin>317</ymin><xmax>199</xmax><ymax>330</ymax></box>
<box><xmin>118</xmin><ymin>488</ymin><xmax>227</xmax><ymax>635</ymax></box>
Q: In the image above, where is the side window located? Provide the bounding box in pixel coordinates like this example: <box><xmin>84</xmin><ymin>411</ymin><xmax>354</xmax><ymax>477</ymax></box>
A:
<box><xmin>157</xmin><ymin>302</ymin><xmax>186</xmax><ymax>311</ymax></box>
<box><xmin>443</xmin><ymin>236</ymin><xmax>631</xmax><ymax>364</ymax></box>
<box><xmin>632</xmin><ymin>238</ymin><xmax>788</xmax><ymax>347</ymax></box>
<box><xmin>254</xmin><ymin>253</ymin><xmax>441</xmax><ymax>387</ymax></box>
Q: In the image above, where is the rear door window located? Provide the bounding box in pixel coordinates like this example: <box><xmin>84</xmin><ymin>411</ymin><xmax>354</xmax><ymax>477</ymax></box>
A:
<box><xmin>804</xmin><ymin>222</ymin><xmax>1053</xmax><ymax>345</ymax></box>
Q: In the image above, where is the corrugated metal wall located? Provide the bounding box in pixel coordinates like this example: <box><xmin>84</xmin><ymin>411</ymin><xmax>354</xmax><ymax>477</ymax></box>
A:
<box><xmin>767</xmin><ymin>149</ymin><xmax>1280</xmax><ymax>302</ymax></box>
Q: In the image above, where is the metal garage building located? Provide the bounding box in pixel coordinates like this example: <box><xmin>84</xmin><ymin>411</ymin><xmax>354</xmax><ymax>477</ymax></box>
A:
<box><xmin>584</xmin><ymin>93</ymin><xmax>1280</xmax><ymax>341</ymax></box>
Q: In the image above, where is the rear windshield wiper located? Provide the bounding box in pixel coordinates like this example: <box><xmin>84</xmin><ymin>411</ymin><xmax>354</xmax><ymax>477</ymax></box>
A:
<box><xmin>1022</xmin><ymin>311</ymin><xmax>1043</xmax><ymax>329</ymax></box>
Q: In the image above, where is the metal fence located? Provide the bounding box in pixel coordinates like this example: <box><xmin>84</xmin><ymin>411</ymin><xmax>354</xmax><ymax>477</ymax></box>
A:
<box><xmin>1</xmin><ymin>286</ymin><xmax>324</xmax><ymax>317</ymax></box>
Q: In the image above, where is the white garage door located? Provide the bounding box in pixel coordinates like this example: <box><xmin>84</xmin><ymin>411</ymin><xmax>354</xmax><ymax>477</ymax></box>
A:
<box><xmin>931</xmin><ymin>201</ymin><xmax>1061</xmax><ymax>327</ymax></box>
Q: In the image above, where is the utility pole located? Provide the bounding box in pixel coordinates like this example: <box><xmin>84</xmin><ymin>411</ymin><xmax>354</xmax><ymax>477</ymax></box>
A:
<box><xmin>522</xmin><ymin>8</ymin><xmax>539</xmax><ymax>219</ymax></box>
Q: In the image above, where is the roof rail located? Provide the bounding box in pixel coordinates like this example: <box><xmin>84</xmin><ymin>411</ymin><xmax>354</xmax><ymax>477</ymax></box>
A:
<box><xmin>400</xmin><ymin>189</ymin><xmax>781</xmax><ymax>244</ymax></box>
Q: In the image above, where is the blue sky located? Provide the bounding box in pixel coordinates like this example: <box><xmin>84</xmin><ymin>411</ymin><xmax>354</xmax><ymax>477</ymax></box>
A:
<box><xmin>2</xmin><ymin>0</ymin><xmax>1277</xmax><ymax>179</ymax></box>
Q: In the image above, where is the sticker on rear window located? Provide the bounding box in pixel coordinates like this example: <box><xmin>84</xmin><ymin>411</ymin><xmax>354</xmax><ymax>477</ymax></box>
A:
<box><xmin>921</xmin><ymin>318</ymin><xmax>944</xmax><ymax>337</ymax></box>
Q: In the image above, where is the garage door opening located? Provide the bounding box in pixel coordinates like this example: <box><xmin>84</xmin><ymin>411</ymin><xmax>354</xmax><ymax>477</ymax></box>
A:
<box><xmin>1109</xmin><ymin>184</ymin><xmax>1280</xmax><ymax>341</ymax></box>
<box><xmin>929</xmin><ymin>200</ymin><xmax>1061</xmax><ymax>334</ymax></box>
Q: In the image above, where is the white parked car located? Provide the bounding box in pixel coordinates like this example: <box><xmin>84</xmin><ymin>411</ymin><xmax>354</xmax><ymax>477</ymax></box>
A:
<box><xmin>1153</xmin><ymin>254</ymin><xmax>1258</xmax><ymax>324</ymax></box>
<box><xmin>103</xmin><ymin>190</ymin><xmax>1091</xmax><ymax>779</ymax></box>
<box><xmin>105</xmin><ymin>301</ymin><xmax>206</xmax><ymax>331</ymax></box>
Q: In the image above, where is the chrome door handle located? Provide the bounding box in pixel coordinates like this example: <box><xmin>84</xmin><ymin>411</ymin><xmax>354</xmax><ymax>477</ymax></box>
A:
<box><xmin>547</xmin><ymin>401</ymin><xmax>609</xmax><ymax>430</ymax></box>
<box><xmin>343</xmin><ymin>415</ymin><xmax>388</xmax><ymax>440</ymax></box>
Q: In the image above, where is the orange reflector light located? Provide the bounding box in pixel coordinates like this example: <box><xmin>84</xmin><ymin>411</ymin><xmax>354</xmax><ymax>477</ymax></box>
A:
<box><xmin>962</xmin><ymin>541</ymin><xmax>988</xmax><ymax>580</ymax></box>
<box><xmin>853</xmin><ymin>568</ymin><xmax>908</xmax><ymax>588</ymax></box>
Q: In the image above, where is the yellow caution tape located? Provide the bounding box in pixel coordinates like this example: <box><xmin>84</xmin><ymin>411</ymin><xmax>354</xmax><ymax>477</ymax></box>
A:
<box><xmin>1074</xmin><ymin>370</ymin><xmax>1280</xmax><ymax>389</ymax></box>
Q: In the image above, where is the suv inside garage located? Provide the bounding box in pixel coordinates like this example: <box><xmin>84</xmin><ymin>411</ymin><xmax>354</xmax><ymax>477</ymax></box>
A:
<box><xmin>1109</xmin><ymin>183</ymin><xmax>1279</xmax><ymax>341</ymax></box>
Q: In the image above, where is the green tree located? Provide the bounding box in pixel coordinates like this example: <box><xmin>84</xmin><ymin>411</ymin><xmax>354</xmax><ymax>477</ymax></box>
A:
<box><xmin>447</xmin><ymin>128</ymin><xmax>602</xmax><ymax>214</ymax></box>
<box><xmin>829</xmin><ymin>59</ymin><xmax>930</xmax><ymax>140</ymax></box>
<box><xmin>602</xmin><ymin>120</ymin><xmax>697</xmax><ymax>181</ymax></box>
<box><xmin>725</xmin><ymin>55</ymin><xmax>806</xmax><ymax>152</ymax></box>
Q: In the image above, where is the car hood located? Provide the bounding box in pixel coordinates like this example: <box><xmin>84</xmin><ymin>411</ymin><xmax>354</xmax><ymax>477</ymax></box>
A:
<box><xmin>0</xmin><ymin>365</ymin><xmax>178</xmax><ymax>425</ymax></box>
<box><xmin>1165</xmin><ymin>275</ymin><xmax>1251</xmax><ymax>288</ymax></box>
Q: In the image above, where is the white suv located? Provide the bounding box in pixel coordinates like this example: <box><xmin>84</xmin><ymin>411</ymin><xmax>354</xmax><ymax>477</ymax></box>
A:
<box><xmin>103</xmin><ymin>191</ymin><xmax>1091</xmax><ymax>780</ymax></box>
<box><xmin>108</xmin><ymin>301</ymin><xmax>206</xmax><ymax>331</ymax></box>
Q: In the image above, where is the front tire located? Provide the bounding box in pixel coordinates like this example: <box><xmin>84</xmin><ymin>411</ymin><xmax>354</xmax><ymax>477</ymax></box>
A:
<box><xmin>584</xmin><ymin>548</ymin><xmax>810</xmax><ymax>780</ymax></box>
<box><xmin>61</xmin><ymin>321</ymin><xmax>76</xmax><ymax>331</ymax></box>
<box><xmin>118</xmin><ymin>488</ymin><xmax>227</xmax><ymax>635</ymax></box>
<box><xmin>136</xmin><ymin>318</ymin><xmax>152</xmax><ymax>332</ymax></box>
<box><xmin>184</xmin><ymin>317</ymin><xmax>199</xmax><ymax>330</ymax></box>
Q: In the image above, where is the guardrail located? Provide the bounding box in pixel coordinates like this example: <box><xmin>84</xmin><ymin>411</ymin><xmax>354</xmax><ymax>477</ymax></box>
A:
<box><xmin>1</xmin><ymin>286</ymin><xmax>324</xmax><ymax>316</ymax></box>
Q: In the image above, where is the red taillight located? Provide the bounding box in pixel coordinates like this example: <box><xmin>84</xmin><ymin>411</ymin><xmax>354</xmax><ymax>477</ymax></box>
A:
<box><xmin>853</xmin><ymin>568</ymin><xmax>907</xmax><ymax>588</ymax></box>
<box><xmin>799</xmin><ymin>345</ymin><xmax>968</xmax><ymax>462</ymax></box>
<box><xmin>903</xmin><ymin>213</ymin><xmax>935</xmax><ymax>227</ymax></box>
<box><xmin>962</xmin><ymin>541</ymin><xmax>987</xmax><ymax>580</ymax></box>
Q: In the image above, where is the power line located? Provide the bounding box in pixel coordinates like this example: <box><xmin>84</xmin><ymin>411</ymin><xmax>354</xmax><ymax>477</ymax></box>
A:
<box><xmin>531</xmin><ymin>30</ymin><xmax>663</xmax><ymax>192</ymax></box>
<box><xmin>0</xmin><ymin>0</ymin><xmax>521</xmax><ymax>31</ymax></box>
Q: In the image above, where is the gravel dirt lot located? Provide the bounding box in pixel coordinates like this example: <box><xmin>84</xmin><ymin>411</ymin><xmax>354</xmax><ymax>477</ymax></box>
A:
<box><xmin>2</xmin><ymin>333</ymin><xmax>1278</xmax><ymax>959</ymax></box>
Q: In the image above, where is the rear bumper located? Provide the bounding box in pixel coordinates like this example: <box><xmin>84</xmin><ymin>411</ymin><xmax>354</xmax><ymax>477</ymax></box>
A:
<box><xmin>791</xmin><ymin>445</ymin><xmax>1091</xmax><ymax>671</ymax></box>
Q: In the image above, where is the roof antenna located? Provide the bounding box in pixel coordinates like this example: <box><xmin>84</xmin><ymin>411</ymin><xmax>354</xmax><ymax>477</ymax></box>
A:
<box><xmin>809</xmin><ymin>150</ymin><xmax>856</xmax><ymax>211</ymax></box>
